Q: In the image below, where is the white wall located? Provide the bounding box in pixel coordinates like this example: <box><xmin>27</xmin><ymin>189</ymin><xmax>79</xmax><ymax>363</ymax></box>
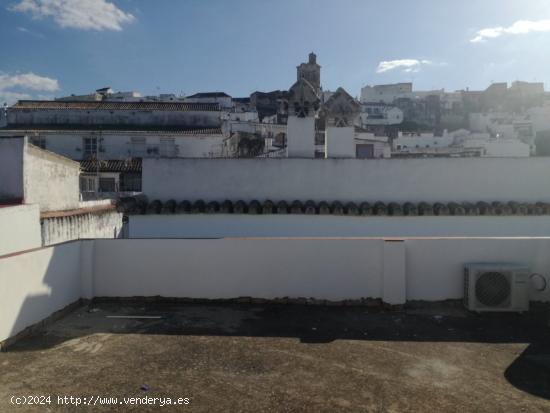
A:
<box><xmin>406</xmin><ymin>238</ymin><xmax>550</xmax><ymax>302</ymax></box>
<box><xmin>142</xmin><ymin>158</ymin><xmax>550</xmax><ymax>203</ymax></box>
<box><xmin>0</xmin><ymin>204</ymin><xmax>41</xmax><ymax>256</ymax></box>
<box><xmin>393</xmin><ymin>134</ymin><xmax>453</xmax><ymax>150</ymax></box>
<box><xmin>176</xmin><ymin>135</ymin><xmax>224</xmax><ymax>158</ymax></box>
<box><xmin>325</xmin><ymin>126</ymin><xmax>356</xmax><ymax>158</ymax></box>
<box><xmin>19</xmin><ymin>131</ymin><xmax>225</xmax><ymax>160</ymax></box>
<box><xmin>482</xmin><ymin>140</ymin><xmax>530</xmax><ymax>157</ymax></box>
<box><xmin>360</xmin><ymin>83</ymin><xmax>412</xmax><ymax>104</ymax></box>
<box><xmin>2</xmin><ymin>236</ymin><xmax>549</xmax><ymax>344</ymax></box>
<box><xmin>92</xmin><ymin>238</ymin><xmax>385</xmax><ymax>301</ymax></box>
<box><xmin>0</xmin><ymin>137</ymin><xmax>24</xmax><ymax>200</ymax></box>
<box><xmin>0</xmin><ymin>242</ymin><xmax>81</xmax><ymax>342</ymax></box>
<box><xmin>287</xmin><ymin>116</ymin><xmax>315</xmax><ymax>158</ymax></box>
<box><xmin>24</xmin><ymin>144</ymin><xmax>80</xmax><ymax>211</ymax></box>
<box><xmin>128</xmin><ymin>215</ymin><xmax>550</xmax><ymax>239</ymax></box>
<box><xmin>93</xmin><ymin>238</ymin><xmax>550</xmax><ymax>304</ymax></box>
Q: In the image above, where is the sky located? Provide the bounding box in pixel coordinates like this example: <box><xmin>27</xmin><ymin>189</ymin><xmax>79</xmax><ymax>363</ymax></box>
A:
<box><xmin>1</xmin><ymin>0</ymin><xmax>550</xmax><ymax>104</ymax></box>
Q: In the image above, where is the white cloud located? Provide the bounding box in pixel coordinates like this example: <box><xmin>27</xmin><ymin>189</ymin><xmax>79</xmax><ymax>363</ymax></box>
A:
<box><xmin>0</xmin><ymin>72</ymin><xmax>59</xmax><ymax>92</ymax></box>
<box><xmin>376</xmin><ymin>59</ymin><xmax>433</xmax><ymax>73</ymax></box>
<box><xmin>0</xmin><ymin>91</ymin><xmax>33</xmax><ymax>105</ymax></box>
<box><xmin>9</xmin><ymin>0</ymin><xmax>135</xmax><ymax>31</ymax></box>
<box><xmin>471</xmin><ymin>19</ymin><xmax>550</xmax><ymax>43</ymax></box>
<box><xmin>0</xmin><ymin>72</ymin><xmax>59</xmax><ymax>104</ymax></box>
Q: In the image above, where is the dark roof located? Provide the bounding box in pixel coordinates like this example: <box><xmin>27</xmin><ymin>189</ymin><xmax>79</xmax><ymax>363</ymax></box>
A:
<box><xmin>80</xmin><ymin>158</ymin><xmax>142</xmax><ymax>173</ymax></box>
<box><xmin>10</xmin><ymin>100</ymin><xmax>220</xmax><ymax>112</ymax></box>
<box><xmin>186</xmin><ymin>92</ymin><xmax>231</xmax><ymax>99</ymax></box>
<box><xmin>1</xmin><ymin>125</ymin><xmax>223</xmax><ymax>135</ymax></box>
<box><xmin>250</xmin><ymin>90</ymin><xmax>289</xmax><ymax>98</ymax></box>
<box><xmin>233</xmin><ymin>97</ymin><xmax>251</xmax><ymax>103</ymax></box>
<box><xmin>362</xmin><ymin>102</ymin><xmax>393</xmax><ymax>107</ymax></box>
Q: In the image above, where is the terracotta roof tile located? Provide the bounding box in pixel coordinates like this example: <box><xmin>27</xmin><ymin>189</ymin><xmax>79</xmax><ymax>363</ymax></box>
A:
<box><xmin>11</xmin><ymin>100</ymin><xmax>220</xmax><ymax>112</ymax></box>
<box><xmin>80</xmin><ymin>158</ymin><xmax>142</xmax><ymax>173</ymax></box>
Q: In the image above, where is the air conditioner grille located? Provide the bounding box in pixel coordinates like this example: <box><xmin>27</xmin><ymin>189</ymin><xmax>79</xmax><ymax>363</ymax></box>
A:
<box><xmin>475</xmin><ymin>271</ymin><xmax>511</xmax><ymax>307</ymax></box>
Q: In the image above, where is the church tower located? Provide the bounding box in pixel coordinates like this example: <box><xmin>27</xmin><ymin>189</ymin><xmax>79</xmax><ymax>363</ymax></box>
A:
<box><xmin>296</xmin><ymin>52</ymin><xmax>321</xmax><ymax>95</ymax></box>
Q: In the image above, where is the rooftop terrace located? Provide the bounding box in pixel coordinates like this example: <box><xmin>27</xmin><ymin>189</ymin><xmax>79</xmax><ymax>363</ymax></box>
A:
<box><xmin>1</xmin><ymin>300</ymin><xmax>549</xmax><ymax>412</ymax></box>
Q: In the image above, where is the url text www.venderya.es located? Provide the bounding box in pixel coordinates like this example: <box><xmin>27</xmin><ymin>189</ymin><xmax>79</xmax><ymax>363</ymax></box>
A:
<box><xmin>10</xmin><ymin>395</ymin><xmax>190</xmax><ymax>407</ymax></box>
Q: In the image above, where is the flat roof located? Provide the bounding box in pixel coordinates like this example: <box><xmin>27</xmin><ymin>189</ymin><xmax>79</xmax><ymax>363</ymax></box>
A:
<box><xmin>1</xmin><ymin>300</ymin><xmax>548</xmax><ymax>411</ymax></box>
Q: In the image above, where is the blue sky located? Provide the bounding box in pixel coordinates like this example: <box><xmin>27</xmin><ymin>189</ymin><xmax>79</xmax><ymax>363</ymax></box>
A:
<box><xmin>1</xmin><ymin>0</ymin><xmax>550</xmax><ymax>104</ymax></box>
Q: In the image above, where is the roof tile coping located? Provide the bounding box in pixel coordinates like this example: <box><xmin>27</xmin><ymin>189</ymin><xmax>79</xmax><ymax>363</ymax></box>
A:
<box><xmin>11</xmin><ymin>100</ymin><xmax>220</xmax><ymax>112</ymax></box>
<box><xmin>41</xmin><ymin>203</ymin><xmax>116</xmax><ymax>219</ymax></box>
<box><xmin>117</xmin><ymin>198</ymin><xmax>550</xmax><ymax>217</ymax></box>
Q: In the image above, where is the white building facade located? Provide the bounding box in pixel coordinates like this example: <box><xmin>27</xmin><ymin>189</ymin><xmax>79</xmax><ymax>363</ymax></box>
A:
<box><xmin>359</xmin><ymin>103</ymin><xmax>403</xmax><ymax>126</ymax></box>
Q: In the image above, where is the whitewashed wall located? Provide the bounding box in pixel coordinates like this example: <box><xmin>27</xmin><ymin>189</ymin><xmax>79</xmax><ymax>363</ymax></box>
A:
<box><xmin>325</xmin><ymin>126</ymin><xmax>355</xmax><ymax>158</ymax></box>
<box><xmin>92</xmin><ymin>238</ymin><xmax>550</xmax><ymax>303</ymax></box>
<box><xmin>28</xmin><ymin>131</ymin><xmax>224</xmax><ymax>160</ymax></box>
<box><xmin>142</xmin><ymin>158</ymin><xmax>550</xmax><ymax>203</ymax></box>
<box><xmin>92</xmin><ymin>239</ymin><xmax>385</xmax><ymax>301</ymax></box>
<box><xmin>406</xmin><ymin>238</ymin><xmax>550</xmax><ymax>302</ymax></box>
<box><xmin>2</xmin><ymin>236</ymin><xmax>550</xmax><ymax>344</ymax></box>
<box><xmin>0</xmin><ymin>204</ymin><xmax>41</xmax><ymax>256</ymax></box>
<box><xmin>0</xmin><ymin>242</ymin><xmax>81</xmax><ymax>342</ymax></box>
<box><xmin>24</xmin><ymin>144</ymin><xmax>80</xmax><ymax>212</ymax></box>
<box><xmin>287</xmin><ymin>116</ymin><xmax>315</xmax><ymax>158</ymax></box>
<box><xmin>128</xmin><ymin>215</ymin><xmax>550</xmax><ymax>238</ymax></box>
<box><xmin>41</xmin><ymin>209</ymin><xmax>123</xmax><ymax>246</ymax></box>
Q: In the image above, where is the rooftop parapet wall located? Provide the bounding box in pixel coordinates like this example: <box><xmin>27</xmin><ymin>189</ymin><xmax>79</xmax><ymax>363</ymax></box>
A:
<box><xmin>0</xmin><ymin>137</ymin><xmax>81</xmax><ymax>212</ymax></box>
<box><xmin>1</xmin><ymin>236</ymin><xmax>549</xmax><ymax>345</ymax></box>
<box><xmin>41</xmin><ymin>206</ymin><xmax>123</xmax><ymax>247</ymax></box>
<box><xmin>24</xmin><ymin>143</ymin><xmax>80</xmax><ymax>212</ymax></box>
<box><xmin>0</xmin><ymin>204</ymin><xmax>41</xmax><ymax>256</ymax></box>
<box><xmin>142</xmin><ymin>157</ymin><xmax>550</xmax><ymax>204</ymax></box>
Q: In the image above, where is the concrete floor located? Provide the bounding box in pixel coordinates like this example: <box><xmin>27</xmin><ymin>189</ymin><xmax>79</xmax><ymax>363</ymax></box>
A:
<box><xmin>0</xmin><ymin>301</ymin><xmax>549</xmax><ymax>412</ymax></box>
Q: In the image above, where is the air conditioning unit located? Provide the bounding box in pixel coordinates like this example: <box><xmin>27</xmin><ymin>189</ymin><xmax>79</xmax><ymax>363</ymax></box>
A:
<box><xmin>463</xmin><ymin>263</ymin><xmax>530</xmax><ymax>312</ymax></box>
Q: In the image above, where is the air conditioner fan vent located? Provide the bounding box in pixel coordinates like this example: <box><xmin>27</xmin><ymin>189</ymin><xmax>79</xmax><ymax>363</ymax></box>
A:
<box><xmin>475</xmin><ymin>271</ymin><xmax>511</xmax><ymax>307</ymax></box>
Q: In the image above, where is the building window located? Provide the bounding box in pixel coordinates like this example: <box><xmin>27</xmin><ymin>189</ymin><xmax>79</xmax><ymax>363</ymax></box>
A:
<box><xmin>80</xmin><ymin>175</ymin><xmax>96</xmax><ymax>192</ymax></box>
<box><xmin>83</xmin><ymin>137</ymin><xmax>97</xmax><ymax>157</ymax></box>
<box><xmin>120</xmin><ymin>173</ymin><xmax>142</xmax><ymax>192</ymax></box>
<box><xmin>30</xmin><ymin>135</ymin><xmax>46</xmax><ymax>149</ymax></box>
<box><xmin>99</xmin><ymin>177</ymin><xmax>116</xmax><ymax>192</ymax></box>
